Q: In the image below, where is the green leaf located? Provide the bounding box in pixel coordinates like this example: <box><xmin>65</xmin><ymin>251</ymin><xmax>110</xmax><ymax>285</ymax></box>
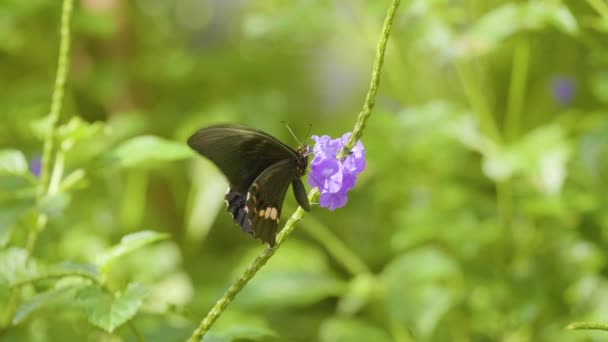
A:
<box><xmin>381</xmin><ymin>247</ymin><xmax>462</xmax><ymax>339</ymax></box>
<box><xmin>76</xmin><ymin>282</ymin><xmax>148</xmax><ymax>333</ymax></box>
<box><xmin>319</xmin><ymin>317</ymin><xmax>392</xmax><ymax>342</ymax></box>
<box><xmin>235</xmin><ymin>241</ymin><xmax>345</xmax><ymax>309</ymax></box>
<box><xmin>104</xmin><ymin>135</ymin><xmax>193</xmax><ymax>168</ymax></box>
<box><xmin>0</xmin><ymin>149</ymin><xmax>28</xmax><ymax>175</ymax></box>
<box><xmin>50</xmin><ymin>262</ymin><xmax>101</xmax><ymax>280</ymax></box>
<box><xmin>13</xmin><ymin>286</ymin><xmax>76</xmax><ymax>325</ymax></box>
<box><xmin>0</xmin><ymin>248</ymin><xmax>38</xmax><ymax>287</ymax></box>
<box><xmin>0</xmin><ymin>198</ymin><xmax>33</xmax><ymax>247</ymax></box>
<box><xmin>96</xmin><ymin>230</ymin><xmax>170</xmax><ymax>271</ymax></box>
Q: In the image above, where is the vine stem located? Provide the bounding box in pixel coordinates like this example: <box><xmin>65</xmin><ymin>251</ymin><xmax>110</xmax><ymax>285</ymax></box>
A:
<box><xmin>568</xmin><ymin>322</ymin><xmax>608</xmax><ymax>332</ymax></box>
<box><xmin>187</xmin><ymin>1</ymin><xmax>400</xmax><ymax>340</ymax></box>
<box><xmin>28</xmin><ymin>0</ymin><xmax>74</xmax><ymax>253</ymax></box>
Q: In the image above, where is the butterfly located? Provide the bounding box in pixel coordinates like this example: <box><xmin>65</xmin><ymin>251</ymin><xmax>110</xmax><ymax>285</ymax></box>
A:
<box><xmin>187</xmin><ymin>124</ymin><xmax>310</xmax><ymax>246</ymax></box>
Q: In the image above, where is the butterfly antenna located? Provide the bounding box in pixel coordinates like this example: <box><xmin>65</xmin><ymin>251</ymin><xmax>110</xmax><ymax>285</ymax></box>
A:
<box><xmin>281</xmin><ymin>121</ymin><xmax>303</xmax><ymax>146</ymax></box>
<box><xmin>304</xmin><ymin>123</ymin><xmax>312</xmax><ymax>142</ymax></box>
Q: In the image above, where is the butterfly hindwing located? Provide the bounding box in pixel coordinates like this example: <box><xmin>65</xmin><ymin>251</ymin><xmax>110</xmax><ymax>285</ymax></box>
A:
<box><xmin>245</xmin><ymin>159</ymin><xmax>295</xmax><ymax>246</ymax></box>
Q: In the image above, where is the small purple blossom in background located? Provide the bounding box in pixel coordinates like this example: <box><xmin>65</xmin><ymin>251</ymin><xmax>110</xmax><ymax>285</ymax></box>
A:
<box><xmin>308</xmin><ymin>133</ymin><xmax>365</xmax><ymax>210</ymax></box>
<box><xmin>29</xmin><ymin>155</ymin><xmax>41</xmax><ymax>177</ymax></box>
<box><xmin>551</xmin><ymin>76</ymin><xmax>576</xmax><ymax>106</ymax></box>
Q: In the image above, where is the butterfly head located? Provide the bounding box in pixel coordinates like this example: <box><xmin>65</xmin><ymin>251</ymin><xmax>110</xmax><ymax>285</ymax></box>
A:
<box><xmin>296</xmin><ymin>145</ymin><xmax>311</xmax><ymax>177</ymax></box>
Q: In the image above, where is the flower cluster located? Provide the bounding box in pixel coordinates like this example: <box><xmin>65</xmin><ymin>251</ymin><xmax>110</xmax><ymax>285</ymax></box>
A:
<box><xmin>307</xmin><ymin>133</ymin><xmax>365</xmax><ymax>210</ymax></box>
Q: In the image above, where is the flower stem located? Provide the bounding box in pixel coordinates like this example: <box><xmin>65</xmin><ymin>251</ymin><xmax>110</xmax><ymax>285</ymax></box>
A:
<box><xmin>187</xmin><ymin>1</ymin><xmax>400</xmax><ymax>340</ymax></box>
<box><xmin>27</xmin><ymin>0</ymin><xmax>74</xmax><ymax>254</ymax></box>
<box><xmin>339</xmin><ymin>0</ymin><xmax>401</xmax><ymax>158</ymax></box>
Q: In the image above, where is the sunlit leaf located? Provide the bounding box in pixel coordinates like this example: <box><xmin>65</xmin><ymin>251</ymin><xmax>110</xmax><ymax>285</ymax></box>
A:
<box><xmin>76</xmin><ymin>282</ymin><xmax>148</xmax><ymax>333</ymax></box>
<box><xmin>0</xmin><ymin>149</ymin><xmax>28</xmax><ymax>175</ymax></box>
<box><xmin>104</xmin><ymin>135</ymin><xmax>193</xmax><ymax>168</ymax></box>
<box><xmin>184</xmin><ymin>158</ymin><xmax>228</xmax><ymax>246</ymax></box>
<box><xmin>0</xmin><ymin>248</ymin><xmax>38</xmax><ymax>287</ymax></box>
<box><xmin>96</xmin><ymin>230</ymin><xmax>170</xmax><ymax>271</ymax></box>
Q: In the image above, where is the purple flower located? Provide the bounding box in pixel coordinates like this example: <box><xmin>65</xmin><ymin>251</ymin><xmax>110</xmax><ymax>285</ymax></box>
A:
<box><xmin>551</xmin><ymin>76</ymin><xmax>576</xmax><ymax>106</ymax></box>
<box><xmin>307</xmin><ymin>133</ymin><xmax>365</xmax><ymax>210</ymax></box>
<box><xmin>29</xmin><ymin>156</ymin><xmax>41</xmax><ymax>177</ymax></box>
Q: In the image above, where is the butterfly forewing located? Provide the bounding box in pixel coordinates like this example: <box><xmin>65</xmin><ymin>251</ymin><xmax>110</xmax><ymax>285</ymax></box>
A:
<box><xmin>187</xmin><ymin>124</ymin><xmax>297</xmax><ymax>193</ymax></box>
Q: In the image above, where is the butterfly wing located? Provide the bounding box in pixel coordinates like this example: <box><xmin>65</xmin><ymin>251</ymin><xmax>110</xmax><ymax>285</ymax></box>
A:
<box><xmin>244</xmin><ymin>159</ymin><xmax>296</xmax><ymax>246</ymax></box>
<box><xmin>187</xmin><ymin>124</ymin><xmax>298</xmax><ymax>193</ymax></box>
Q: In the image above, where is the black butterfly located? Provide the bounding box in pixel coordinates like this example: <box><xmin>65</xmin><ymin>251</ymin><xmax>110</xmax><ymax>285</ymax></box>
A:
<box><xmin>187</xmin><ymin>124</ymin><xmax>310</xmax><ymax>246</ymax></box>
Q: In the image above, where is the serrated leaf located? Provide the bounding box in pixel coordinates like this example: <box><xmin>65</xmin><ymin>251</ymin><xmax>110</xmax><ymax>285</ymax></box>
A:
<box><xmin>235</xmin><ymin>241</ymin><xmax>345</xmax><ymax>309</ymax></box>
<box><xmin>319</xmin><ymin>317</ymin><xmax>392</xmax><ymax>342</ymax></box>
<box><xmin>0</xmin><ymin>150</ymin><xmax>28</xmax><ymax>175</ymax></box>
<box><xmin>104</xmin><ymin>135</ymin><xmax>193</xmax><ymax>168</ymax></box>
<box><xmin>97</xmin><ymin>230</ymin><xmax>169</xmax><ymax>271</ymax></box>
<box><xmin>76</xmin><ymin>283</ymin><xmax>148</xmax><ymax>332</ymax></box>
<box><xmin>13</xmin><ymin>286</ymin><xmax>76</xmax><ymax>324</ymax></box>
<box><xmin>0</xmin><ymin>248</ymin><xmax>38</xmax><ymax>287</ymax></box>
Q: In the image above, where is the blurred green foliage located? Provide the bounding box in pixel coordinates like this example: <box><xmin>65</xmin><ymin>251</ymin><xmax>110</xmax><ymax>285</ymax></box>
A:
<box><xmin>2</xmin><ymin>0</ymin><xmax>608</xmax><ymax>341</ymax></box>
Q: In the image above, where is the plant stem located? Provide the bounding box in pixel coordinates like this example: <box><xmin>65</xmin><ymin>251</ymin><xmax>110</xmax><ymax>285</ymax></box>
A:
<box><xmin>568</xmin><ymin>322</ymin><xmax>608</xmax><ymax>332</ymax></box>
<box><xmin>37</xmin><ymin>0</ymin><xmax>74</xmax><ymax>200</ymax></box>
<box><xmin>340</xmin><ymin>0</ymin><xmax>401</xmax><ymax>157</ymax></box>
<box><xmin>27</xmin><ymin>0</ymin><xmax>74</xmax><ymax>254</ymax></box>
<box><xmin>188</xmin><ymin>1</ymin><xmax>400</xmax><ymax>340</ymax></box>
<box><xmin>505</xmin><ymin>39</ymin><xmax>529</xmax><ymax>142</ymax></box>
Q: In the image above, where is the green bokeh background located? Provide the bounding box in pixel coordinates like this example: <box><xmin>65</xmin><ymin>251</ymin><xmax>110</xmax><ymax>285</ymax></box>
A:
<box><xmin>2</xmin><ymin>1</ymin><xmax>608</xmax><ymax>341</ymax></box>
